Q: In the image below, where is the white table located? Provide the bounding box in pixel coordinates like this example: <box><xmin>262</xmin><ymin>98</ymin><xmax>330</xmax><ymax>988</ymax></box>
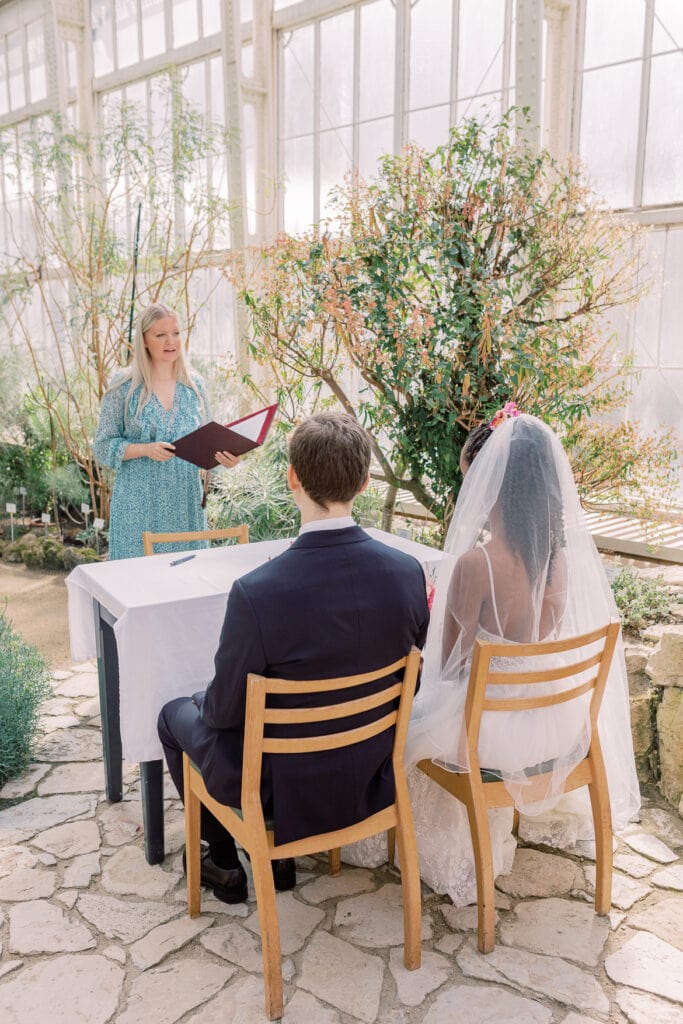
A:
<box><xmin>66</xmin><ymin>529</ymin><xmax>444</xmax><ymax>862</ymax></box>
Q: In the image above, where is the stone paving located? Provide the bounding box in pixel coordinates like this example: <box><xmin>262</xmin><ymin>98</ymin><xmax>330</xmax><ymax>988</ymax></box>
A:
<box><xmin>0</xmin><ymin>662</ymin><xmax>682</xmax><ymax>1023</ymax></box>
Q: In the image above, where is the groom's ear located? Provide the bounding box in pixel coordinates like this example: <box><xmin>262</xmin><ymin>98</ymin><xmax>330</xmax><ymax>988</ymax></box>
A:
<box><xmin>287</xmin><ymin>464</ymin><xmax>300</xmax><ymax>493</ymax></box>
<box><xmin>357</xmin><ymin>473</ymin><xmax>370</xmax><ymax>496</ymax></box>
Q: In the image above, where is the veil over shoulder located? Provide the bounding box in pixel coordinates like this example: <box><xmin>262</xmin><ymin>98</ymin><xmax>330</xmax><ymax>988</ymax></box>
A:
<box><xmin>406</xmin><ymin>414</ymin><xmax>640</xmax><ymax>829</ymax></box>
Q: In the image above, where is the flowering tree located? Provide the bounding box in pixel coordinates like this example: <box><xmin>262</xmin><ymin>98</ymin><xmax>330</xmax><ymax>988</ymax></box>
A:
<box><xmin>232</xmin><ymin>116</ymin><xmax>677</xmax><ymax>528</ymax></box>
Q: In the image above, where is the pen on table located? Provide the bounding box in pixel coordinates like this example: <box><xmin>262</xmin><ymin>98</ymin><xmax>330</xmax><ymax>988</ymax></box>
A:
<box><xmin>169</xmin><ymin>553</ymin><xmax>197</xmax><ymax>567</ymax></box>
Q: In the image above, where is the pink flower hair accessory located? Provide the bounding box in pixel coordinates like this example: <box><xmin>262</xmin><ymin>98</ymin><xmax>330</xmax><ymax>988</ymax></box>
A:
<box><xmin>489</xmin><ymin>401</ymin><xmax>521</xmax><ymax>430</ymax></box>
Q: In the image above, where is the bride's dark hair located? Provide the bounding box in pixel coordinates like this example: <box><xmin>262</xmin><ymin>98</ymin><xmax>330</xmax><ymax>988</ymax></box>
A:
<box><xmin>462</xmin><ymin>417</ymin><xmax>566</xmax><ymax>583</ymax></box>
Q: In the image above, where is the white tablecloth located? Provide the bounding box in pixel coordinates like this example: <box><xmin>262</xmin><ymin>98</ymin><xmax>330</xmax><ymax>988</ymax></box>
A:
<box><xmin>66</xmin><ymin>529</ymin><xmax>444</xmax><ymax>763</ymax></box>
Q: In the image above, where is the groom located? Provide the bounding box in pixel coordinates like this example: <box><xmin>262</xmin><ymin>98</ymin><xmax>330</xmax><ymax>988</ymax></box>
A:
<box><xmin>158</xmin><ymin>411</ymin><xmax>430</xmax><ymax>903</ymax></box>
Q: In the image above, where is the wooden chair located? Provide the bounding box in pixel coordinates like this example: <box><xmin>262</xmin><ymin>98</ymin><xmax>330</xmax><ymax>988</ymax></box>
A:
<box><xmin>183</xmin><ymin>647</ymin><xmax>423</xmax><ymax>1020</ymax></box>
<box><xmin>142</xmin><ymin>524</ymin><xmax>249</xmax><ymax>556</ymax></box>
<box><xmin>418</xmin><ymin>621</ymin><xmax>620</xmax><ymax>955</ymax></box>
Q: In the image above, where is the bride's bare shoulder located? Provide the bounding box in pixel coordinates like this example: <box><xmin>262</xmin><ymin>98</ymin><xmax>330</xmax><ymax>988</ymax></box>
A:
<box><xmin>451</xmin><ymin>546</ymin><xmax>488</xmax><ymax>584</ymax></box>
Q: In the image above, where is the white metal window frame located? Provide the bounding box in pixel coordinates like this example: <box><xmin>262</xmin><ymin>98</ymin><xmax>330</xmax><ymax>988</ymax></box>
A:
<box><xmin>571</xmin><ymin>0</ymin><xmax>683</xmax><ymax>215</ymax></box>
<box><xmin>275</xmin><ymin>0</ymin><xmax>516</xmax><ymax>229</ymax></box>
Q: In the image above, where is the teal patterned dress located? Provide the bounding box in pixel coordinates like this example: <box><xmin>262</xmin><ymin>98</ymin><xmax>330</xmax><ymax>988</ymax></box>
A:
<box><xmin>93</xmin><ymin>375</ymin><xmax>210</xmax><ymax>560</ymax></box>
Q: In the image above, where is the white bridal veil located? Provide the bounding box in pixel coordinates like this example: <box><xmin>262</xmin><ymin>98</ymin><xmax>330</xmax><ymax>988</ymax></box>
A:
<box><xmin>406</xmin><ymin>414</ymin><xmax>640</xmax><ymax>829</ymax></box>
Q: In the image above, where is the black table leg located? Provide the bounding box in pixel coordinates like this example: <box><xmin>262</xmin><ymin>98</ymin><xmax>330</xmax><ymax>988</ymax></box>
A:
<box><xmin>140</xmin><ymin>760</ymin><xmax>165</xmax><ymax>864</ymax></box>
<box><xmin>94</xmin><ymin>602</ymin><xmax>165</xmax><ymax>864</ymax></box>
<box><xmin>95</xmin><ymin>602</ymin><xmax>122</xmax><ymax>803</ymax></box>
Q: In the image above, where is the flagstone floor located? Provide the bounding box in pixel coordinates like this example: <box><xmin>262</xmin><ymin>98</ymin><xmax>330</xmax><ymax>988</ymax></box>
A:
<box><xmin>0</xmin><ymin>661</ymin><xmax>681</xmax><ymax>1024</ymax></box>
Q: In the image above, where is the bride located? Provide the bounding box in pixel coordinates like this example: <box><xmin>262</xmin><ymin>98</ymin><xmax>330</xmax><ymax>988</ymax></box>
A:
<box><xmin>344</xmin><ymin>410</ymin><xmax>640</xmax><ymax>905</ymax></box>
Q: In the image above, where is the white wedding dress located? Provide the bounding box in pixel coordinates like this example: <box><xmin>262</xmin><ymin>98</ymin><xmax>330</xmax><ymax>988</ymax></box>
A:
<box><xmin>343</xmin><ymin>416</ymin><xmax>640</xmax><ymax>903</ymax></box>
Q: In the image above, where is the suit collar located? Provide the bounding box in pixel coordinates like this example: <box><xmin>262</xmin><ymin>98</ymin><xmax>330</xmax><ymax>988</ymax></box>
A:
<box><xmin>289</xmin><ymin>525</ymin><xmax>370</xmax><ymax>549</ymax></box>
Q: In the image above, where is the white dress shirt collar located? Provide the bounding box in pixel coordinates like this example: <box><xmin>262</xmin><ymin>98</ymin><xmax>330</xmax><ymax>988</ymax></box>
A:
<box><xmin>298</xmin><ymin>516</ymin><xmax>356</xmax><ymax>536</ymax></box>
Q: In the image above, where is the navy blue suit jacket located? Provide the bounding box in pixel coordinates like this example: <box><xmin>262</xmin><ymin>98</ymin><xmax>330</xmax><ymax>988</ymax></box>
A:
<box><xmin>193</xmin><ymin>526</ymin><xmax>430</xmax><ymax>844</ymax></box>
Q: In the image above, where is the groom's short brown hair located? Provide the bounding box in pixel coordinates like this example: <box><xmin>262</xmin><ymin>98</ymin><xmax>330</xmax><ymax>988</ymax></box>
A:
<box><xmin>289</xmin><ymin>412</ymin><xmax>371</xmax><ymax>510</ymax></box>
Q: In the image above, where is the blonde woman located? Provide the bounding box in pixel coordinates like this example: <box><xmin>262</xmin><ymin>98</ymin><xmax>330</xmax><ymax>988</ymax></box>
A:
<box><xmin>93</xmin><ymin>303</ymin><xmax>238</xmax><ymax>560</ymax></box>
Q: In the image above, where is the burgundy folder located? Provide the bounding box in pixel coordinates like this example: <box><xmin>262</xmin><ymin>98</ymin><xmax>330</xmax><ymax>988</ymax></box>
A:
<box><xmin>172</xmin><ymin>404</ymin><xmax>277</xmax><ymax>470</ymax></box>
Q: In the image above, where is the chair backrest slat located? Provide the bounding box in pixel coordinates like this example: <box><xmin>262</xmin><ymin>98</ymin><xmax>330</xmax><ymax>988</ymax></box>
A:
<box><xmin>463</xmin><ymin>622</ymin><xmax>620</xmax><ymax>761</ymax></box>
<box><xmin>479</xmin><ymin>623</ymin><xmax>610</xmax><ymax>660</ymax></box>
<box><xmin>142</xmin><ymin>525</ymin><xmax>249</xmax><ymax>556</ymax></box>
<box><xmin>263</xmin><ymin>682</ymin><xmax>402</xmax><ymax>725</ymax></box>
<box><xmin>264</xmin><ymin>655</ymin><xmax>409</xmax><ymax>694</ymax></box>
<box><xmin>241</xmin><ymin>648</ymin><xmax>421</xmax><ymax>806</ymax></box>
<box><xmin>262</xmin><ymin>710</ymin><xmax>398</xmax><ymax>754</ymax></box>
<box><xmin>482</xmin><ymin>676</ymin><xmax>596</xmax><ymax>712</ymax></box>
<box><xmin>487</xmin><ymin>649</ymin><xmax>603</xmax><ymax>686</ymax></box>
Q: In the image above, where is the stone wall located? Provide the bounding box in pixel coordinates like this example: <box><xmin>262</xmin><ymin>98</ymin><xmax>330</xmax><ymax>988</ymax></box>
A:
<box><xmin>626</xmin><ymin>625</ymin><xmax>683</xmax><ymax>816</ymax></box>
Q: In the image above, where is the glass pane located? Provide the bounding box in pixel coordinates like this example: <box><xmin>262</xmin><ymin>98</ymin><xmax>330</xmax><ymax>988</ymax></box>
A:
<box><xmin>3</xmin><ymin>132</ymin><xmax>19</xmax><ymax>201</ymax></box>
<box><xmin>0</xmin><ymin>45</ymin><xmax>8</xmax><ymax>116</ymax></box>
<box><xmin>643</xmin><ymin>52</ymin><xmax>683</xmax><ymax>205</ymax></box>
<box><xmin>209</xmin><ymin>55</ymin><xmax>224</xmax><ymax>125</ymax></box>
<box><xmin>116</xmin><ymin>0</ymin><xmax>140</xmax><ymax>69</ymax></box>
<box><xmin>660</xmin><ymin>228</ymin><xmax>683</xmax><ymax>367</ymax></box>
<box><xmin>141</xmin><ymin>0</ymin><xmax>166</xmax><ymax>60</ymax></box>
<box><xmin>182</xmin><ymin>60</ymin><xmax>206</xmax><ymax>112</ymax></box>
<box><xmin>92</xmin><ymin>0</ymin><xmax>115</xmax><ymax>77</ymax></box>
<box><xmin>320</xmin><ymin>11</ymin><xmax>354</xmax><ymax>129</ymax></box>
<box><xmin>583</xmin><ymin>0</ymin><xmax>645</xmax><ymax>67</ymax></box>
<box><xmin>458</xmin><ymin>0</ymin><xmax>505</xmax><ymax>98</ymax></box>
<box><xmin>26</xmin><ymin>20</ymin><xmax>47</xmax><ymax>103</ymax></box>
<box><xmin>274</xmin><ymin>0</ymin><xmax>300</xmax><ymax>8</ymax></box>
<box><xmin>173</xmin><ymin>0</ymin><xmax>199</xmax><ymax>48</ymax></box>
<box><xmin>320</xmin><ymin>127</ymin><xmax>353</xmax><ymax>220</ymax></box>
<box><xmin>149</xmin><ymin>73</ymin><xmax>172</xmax><ymax>144</ymax></box>
<box><xmin>66</xmin><ymin>101</ymin><xmax>78</xmax><ymax>132</ymax></box>
<box><xmin>652</xmin><ymin>0</ymin><xmax>683</xmax><ymax>53</ymax></box>
<box><xmin>65</xmin><ymin>39</ymin><xmax>79</xmax><ymax>90</ymax></box>
<box><xmin>456</xmin><ymin>91</ymin><xmax>502</xmax><ymax>125</ymax></box>
<box><xmin>410</xmin><ymin>0</ymin><xmax>452</xmax><ymax>110</ymax></box>
<box><xmin>632</xmin><ymin>231</ymin><xmax>666</xmax><ymax>367</ymax></box>
<box><xmin>7</xmin><ymin>31</ymin><xmax>25</xmax><ymax>110</ymax></box>
<box><xmin>202</xmin><ymin>0</ymin><xmax>221</xmax><ymax>35</ymax></box>
<box><xmin>358</xmin><ymin>116</ymin><xmax>394</xmax><ymax>178</ymax></box>
<box><xmin>359</xmin><ymin>0</ymin><xmax>395</xmax><ymax>120</ymax></box>
<box><xmin>408</xmin><ymin>104</ymin><xmax>450</xmax><ymax>150</ymax></box>
<box><xmin>241</xmin><ymin>0</ymin><xmax>253</xmax><ymax>21</ymax></box>
<box><xmin>282</xmin><ymin>25</ymin><xmax>314</xmax><ymax>138</ymax></box>
<box><xmin>283</xmin><ymin>135</ymin><xmax>314</xmax><ymax>234</ymax></box>
<box><xmin>125</xmin><ymin>79</ymin><xmax>147</xmax><ymax>120</ymax></box>
<box><xmin>629</xmin><ymin>369</ymin><xmax>683</xmax><ymax>439</ymax></box>
<box><xmin>242</xmin><ymin>43</ymin><xmax>254</xmax><ymax>78</ymax></box>
<box><xmin>580</xmin><ymin>63</ymin><xmax>641</xmax><ymax>208</ymax></box>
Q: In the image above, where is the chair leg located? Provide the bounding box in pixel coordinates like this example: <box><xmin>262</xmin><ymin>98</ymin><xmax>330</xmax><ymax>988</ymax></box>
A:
<box><xmin>394</xmin><ymin>790</ymin><xmax>421</xmax><ymax>971</ymax></box>
<box><xmin>251</xmin><ymin>845</ymin><xmax>283</xmax><ymax>1021</ymax></box>
<box><xmin>183</xmin><ymin>756</ymin><xmax>201</xmax><ymax>918</ymax></box>
<box><xmin>328</xmin><ymin>848</ymin><xmax>341</xmax><ymax>876</ymax></box>
<box><xmin>465</xmin><ymin>789</ymin><xmax>496</xmax><ymax>954</ymax></box>
<box><xmin>387</xmin><ymin>827</ymin><xmax>396</xmax><ymax>867</ymax></box>
<box><xmin>587</xmin><ymin>756</ymin><xmax>613</xmax><ymax>915</ymax></box>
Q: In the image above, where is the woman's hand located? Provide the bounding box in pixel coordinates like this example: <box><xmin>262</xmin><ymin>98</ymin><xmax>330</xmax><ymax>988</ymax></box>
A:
<box><xmin>147</xmin><ymin>442</ymin><xmax>176</xmax><ymax>462</ymax></box>
<box><xmin>214</xmin><ymin>450</ymin><xmax>240</xmax><ymax>469</ymax></box>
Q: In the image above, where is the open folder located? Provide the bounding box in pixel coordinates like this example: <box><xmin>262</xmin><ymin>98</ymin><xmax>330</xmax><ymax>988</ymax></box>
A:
<box><xmin>172</xmin><ymin>404</ymin><xmax>278</xmax><ymax>470</ymax></box>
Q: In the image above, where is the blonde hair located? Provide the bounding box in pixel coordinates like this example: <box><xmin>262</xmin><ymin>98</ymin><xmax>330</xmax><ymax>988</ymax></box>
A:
<box><xmin>108</xmin><ymin>303</ymin><xmax>206</xmax><ymax>425</ymax></box>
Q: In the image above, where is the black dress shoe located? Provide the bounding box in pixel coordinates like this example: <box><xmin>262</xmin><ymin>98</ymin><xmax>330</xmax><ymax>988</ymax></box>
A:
<box><xmin>272</xmin><ymin>857</ymin><xmax>296</xmax><ymax>892</ymax></box>
<box><xmin>183</xmin><ymin>848</ymin><xmax>248</xmax><ymax>904</ymax></box>
<box><xmin>241</xmin><ymin>850</ymin><xmax>296</xmax><ymax>891</ymax></box>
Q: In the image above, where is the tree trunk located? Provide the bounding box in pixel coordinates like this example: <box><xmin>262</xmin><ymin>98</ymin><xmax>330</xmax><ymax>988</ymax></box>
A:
<box><xmin>381</xmin><ymin>484</ymin><xmax>397</xmax><ymax>532</ymax></box>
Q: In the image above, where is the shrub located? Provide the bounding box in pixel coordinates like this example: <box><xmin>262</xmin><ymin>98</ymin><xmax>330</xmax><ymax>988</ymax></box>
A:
<box><xmin>611</xmin><ymin>568</ymin><xmax>672</xmax><ymax>633</ymax></box>
<box><xmin>208</xmin><ymin>432</ymin><xmax>384</xmax><ymax>541</ymax></box>
<box><xmin>0</xmin><ymin>610</ymin><xmax>52</xmax><ymax>788</ymax></box>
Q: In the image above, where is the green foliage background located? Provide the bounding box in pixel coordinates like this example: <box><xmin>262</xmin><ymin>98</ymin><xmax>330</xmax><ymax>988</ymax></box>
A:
<box><xmin>0</xmin><ymin>610</ymin><xmax>52</xmax><ymax>788</ymax></box>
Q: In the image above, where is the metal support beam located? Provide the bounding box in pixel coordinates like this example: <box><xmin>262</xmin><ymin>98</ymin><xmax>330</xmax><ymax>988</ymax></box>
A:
<box><xmin>515</xmin><ymin>0</ymin><xmax>543</xmax><ymax>148</ymax></box>
<box><xmin>221</xmin><ymin>0</ymin><xmax>251</xmax><ymax>383</ymax></box>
